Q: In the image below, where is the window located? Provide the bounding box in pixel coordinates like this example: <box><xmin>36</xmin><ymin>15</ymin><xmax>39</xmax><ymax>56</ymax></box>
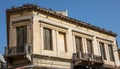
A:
<box><xmin>75</xmin><ymin>36</ymin><xmax>83</xmax><ymax>58</ymax></box>
<box><xmin>58</xmin><ymin>32</ymin><xmax>67</xmax><ymax>52</ymax></box>
<box><xmin>43</xmin><ymin>28</ymin><xmax>53</xmax><ymax>50</ymax></box>
<box><xmin>108</xmin><ymin>45</ymin><xmax>114</xmax><ymax>61</ymax></box>
<box><xmin>16</xmin><ymin>26</ymin><xmax>27</xmax><ymax>53</ymax></box>
<box><xmin>86</xmin><ymin>39</ymin><xmax>93</xmax><ymax>55</ymax></box>
<box><xmin>99</xmin><ymin>42</ymin><xmax>106</xmax><ymax>60</ymax></box>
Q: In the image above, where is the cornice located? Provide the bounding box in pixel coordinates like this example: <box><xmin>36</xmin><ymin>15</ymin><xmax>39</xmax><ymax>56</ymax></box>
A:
<box><xmin>32</xmin><ymin>54</ymin><xmax>71</xmax><ymax>62</ymax></box>
<box><xmin>6</xmin><ymin>4</ymin><xmax>117</xmax><ymax>37</ymax></box>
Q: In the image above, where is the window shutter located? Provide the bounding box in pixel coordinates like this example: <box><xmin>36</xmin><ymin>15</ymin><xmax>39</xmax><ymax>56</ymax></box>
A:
<box><xmin>99</xmin><ymin>42</ymin><xmax>106</xmax><ymax>60</ymax></box>
<box><xmin>43</xmin><ymin>28</ymin><xmax>53</xmax><ymax>50</ymax></box>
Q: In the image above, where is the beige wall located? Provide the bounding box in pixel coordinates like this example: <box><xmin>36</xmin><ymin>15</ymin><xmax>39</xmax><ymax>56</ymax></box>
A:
<box><xmin>8</xmin><ymin>11</ymin><xmax>120</xmax><ymax>68</ymax></box>
<box><xmin>32</xmin><ymin>13</ymin><xmax>120</xmax><ymax>67</ymax></box>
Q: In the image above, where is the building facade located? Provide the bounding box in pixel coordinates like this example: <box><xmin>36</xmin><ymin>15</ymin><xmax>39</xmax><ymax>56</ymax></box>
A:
<box><xmin>4</xmin><ymin>4</ymin><xmax>120</xmax><ymax>69</ymax></box>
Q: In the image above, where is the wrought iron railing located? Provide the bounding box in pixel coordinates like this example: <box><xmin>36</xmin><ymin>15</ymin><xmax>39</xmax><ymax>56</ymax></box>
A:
<box><xmin>76</xmin><ymin>52</ymin><xmax>92</xmax><ymax>60</ymax></box>
<box><xmin>93</xmin><ymin>55</ymin><xmax>103</xmax><ymax>63</ymax></box>
<box><xmin>5</xmin><ymin>45</ymin><xmax>32</xmax><ymax>56</ymax></box>
<box><xmin>75</xmin><ymin>52</ymin><xmax>103</xmax><ymax>63</ymax></box>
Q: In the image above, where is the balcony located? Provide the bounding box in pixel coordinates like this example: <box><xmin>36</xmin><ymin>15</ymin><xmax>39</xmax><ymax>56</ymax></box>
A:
<box><xmin>93</xmin><ymin>55</ymin><xmax>103</xmax><ymax>63</ymax></box>
<box><xmin>4</xmin><ymin>45</ymin><xmax>32</xmax><ymax>66</ymax></box>
<box><xmin>72</xmin><ymin>52</ymin><xmax>104</xmax><ymax>66</ymax></box>
<box><xmin>5</xmin><ymin>45</ymin><xmax>32</xmax><ymax>56</ymax></box>
<box><xmin>76</xmin><ymin>52</ymin><xmax>89</xmax><ymax>60</ymax></box>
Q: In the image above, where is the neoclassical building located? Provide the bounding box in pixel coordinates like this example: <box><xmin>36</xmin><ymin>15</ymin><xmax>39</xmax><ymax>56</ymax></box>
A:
<box><xmin>4</xmin><ymin>4</ymin><xmax>120</xmax><ymax>69</ymax></box>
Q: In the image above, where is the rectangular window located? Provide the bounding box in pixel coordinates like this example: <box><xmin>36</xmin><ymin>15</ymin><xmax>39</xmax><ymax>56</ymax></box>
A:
<box><xmin>16</xmin><ymin>26</ymin><xmax>27</xmax><ymax>53</ymax></box>
<box><xmin>43</xmin><ymin>28</ymin><xmax>53</xmax><ymax>50</ymax></box>
<box><xmin>108</xmin><ymin>45</ymin><xmax>114</xmax><ymax>61</ymax></box>
<box><xmin>75</xmin><ymin>36</ymin><xmax>83</xmax><ymax>52</ymax></box>
<box><xmin>58</xmin><ymin>32</ymin><xmax>67</xmax><ymax>52</ymax></box>
<box><xmin>86</xmin><ymin>39</ymin><xmax>93</xmax><ymax>55</ymax></box>
<box><xmin>75</xmin><ymin>36</ymin><xmax>83</xmax><ymax>58</ymax></box>
<box><xmin>99</xmin><ymin>42</ymin><xmax>107</xmax><ymax>60</ymax></box>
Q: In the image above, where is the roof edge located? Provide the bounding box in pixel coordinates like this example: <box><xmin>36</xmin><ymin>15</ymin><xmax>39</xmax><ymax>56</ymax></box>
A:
<box><xmin>6</xmin><ymin>4</ymin><xmax>117</xmax><ymax>37</ymax></box>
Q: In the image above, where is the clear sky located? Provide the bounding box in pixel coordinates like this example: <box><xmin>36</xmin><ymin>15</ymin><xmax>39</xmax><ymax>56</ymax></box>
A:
<box><xmin>0</xmin><ymin>0</ymin><xmax>120</xmax><ymax>54</ymax></box>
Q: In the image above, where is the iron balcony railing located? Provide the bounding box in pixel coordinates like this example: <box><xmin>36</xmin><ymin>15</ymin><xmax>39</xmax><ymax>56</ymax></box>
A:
<box><xmin>74</xmin><ymin>51</ymin><xmax>103</xmax><ymax>63</ymax></box>
<box><xmin>5</xmin><ymin>45</ymin><xmax>32</xmax><ymax>56</ymax></box>
<box><xmin>93</xmin><ymin>55</ymin><xmax>103</xmax><ymax>63</ymax></box>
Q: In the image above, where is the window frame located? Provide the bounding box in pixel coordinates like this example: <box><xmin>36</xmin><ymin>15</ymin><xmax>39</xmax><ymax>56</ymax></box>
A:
<box><xmin>99</xmin><ymin>42</ymin><xmax>107</xmax><ymax>60</ymax></box>
<box><xmin>58</xmin><ymin>32</ymin><xmax>67</xmax><ymax>52</ymax></box>
<box><xmin>16</xmin><ymin>25</ymin><xmax>27</xmax><ymax>53</ymax></box>
<box><xmin>108</xmin><ymin>44</ymin><xmax>114</xmax><ymax>61</ymax></box>
<box><xmin>43</xmin><ymin>27</ymin><xmax>53</xmax><ymax>51</ymax></box>
<box><xmin>86</xmin><ymin>39</ymin><xmax>93</xmax><ymax>55</ymax></box>
<box><xmin>75</xmin><ymin>36</ymin><xmax>83</xmax><ymax>52</ymax></box>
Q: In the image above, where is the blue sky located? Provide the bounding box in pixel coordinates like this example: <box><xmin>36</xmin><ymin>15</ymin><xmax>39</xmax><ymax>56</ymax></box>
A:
<box><xmin>0</xmin><ymin>0</ymin><xmax>120</xmax><ymax>54</ymax></box>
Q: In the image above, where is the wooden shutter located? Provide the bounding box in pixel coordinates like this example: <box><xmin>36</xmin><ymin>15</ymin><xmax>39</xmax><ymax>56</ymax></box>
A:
<box><xmin>108</xmin><ymin>45</ymin><xmax>114</xmax><ymax>61</ymax></box>
<box><xmin>99</xmin><ymin>42</ymin><xmax>106</xmax><ymax>60</ymax></box>
<box><xmin>86</xmin><ymin>39</ymin><xmax>93</xmax><ymax>55</ymax></box>
<box><xmin>16</xmin><ymin>26</ymin><xmax>27</xmax><ymax>53</ymax></box>
<box><xmin>43</xmin><ymin>28</ymin><xmax>53</xmax><ymax>50</ymax></box>
<box><xmin>75</xmin><ymin>36</ymin><xmax>83</xmax><ymax>52</ymax></box>
<box><xmin>58</xmin><ymin>32</ymin><xmax>67</xmax><ymax>52</ymax></box>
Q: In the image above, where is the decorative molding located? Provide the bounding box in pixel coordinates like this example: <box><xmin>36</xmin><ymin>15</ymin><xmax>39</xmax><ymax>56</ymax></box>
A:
<box><xmin>32</xmin><ymin>54</ymin><xmax>71</xmax><ymax>62</ymax></box>
<box><xmin>96</xmin><ymin>37</ymin><xmax>113</xmax><ymax>44</ymax></box>
<box><xmin>39</xmin><ymin>20</ymin><xmax>68</xmax><ymax>30</ymax></box>
<box><xmin>103</xmin><ymin>64</ymin><xmax>114</xmax><ymax>68</ymax></box>
<box><xmin>12</xmin><ymin>19</ymin><xmax>31</xmax><ymax>24</ymax></box>
<box><xmin>6</xmin><ymin>4</ymin><xmax>117</xmax><ymax>37</ymax></box>
<box><xmin>72</xmin><ymin>30</ymin><xmax>94</xmax><ymax>40</ymax></box>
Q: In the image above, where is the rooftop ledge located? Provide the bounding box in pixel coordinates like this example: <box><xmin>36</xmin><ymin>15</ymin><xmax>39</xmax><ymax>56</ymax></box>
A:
<box><xmin>6</xmin><ymin>4</ymin><xmax>117</xmax><ymax>37</ymax></box>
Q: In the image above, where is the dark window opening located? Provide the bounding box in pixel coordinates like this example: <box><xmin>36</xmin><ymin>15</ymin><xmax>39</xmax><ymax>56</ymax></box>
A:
<box><xmin>43</xmin><ymin>28</ymin><xmax>53</xmax><ymax>50</ymax></box>
<box><xmin>16</xmin><ymin>26</ymin><xmax>27</xmax><ymax>53</ymax></box>
<box><xmin>86</xmin><ymin>39</ymin><xmax>93</xmax><ymax>55</ymax></box>
<box><xmin>99</xmin><ymin>42</ymin><xmax>107</xmax><ymax>60</ymax></box>
<box><xmin>75</xmin><ymin>36</ymin><xmax>83</xmax><ymax>58</ymax></box>
<box><xmin>108</xmin><ymin>45</ymin><xmax>114</xmax><ymax>61</ymax></box>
